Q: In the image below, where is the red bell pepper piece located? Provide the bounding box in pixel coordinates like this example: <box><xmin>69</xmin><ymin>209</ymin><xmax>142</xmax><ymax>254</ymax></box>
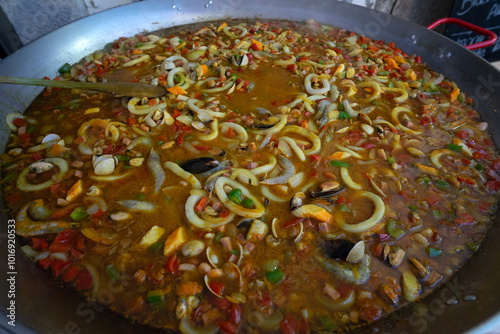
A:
<box><xmin>75</xmin><ymin>269</ymin><xmax>93</xmax><ymax>291</ymax></box>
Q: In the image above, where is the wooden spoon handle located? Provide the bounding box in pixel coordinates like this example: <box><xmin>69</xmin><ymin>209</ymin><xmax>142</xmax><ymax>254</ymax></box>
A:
<box><xmin>0</xmin><ymin>75</ymin><xmax>166</xmax><ymax>98</ymax></box>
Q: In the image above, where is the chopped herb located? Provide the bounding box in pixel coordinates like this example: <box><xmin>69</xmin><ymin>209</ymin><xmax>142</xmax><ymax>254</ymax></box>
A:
<box><xmin>265</xmin><ymin>268</ymin><xmax>285</xmax><ymax>284</ymax></box>
<box><xmin>70</xmin><ymin>206</ymin><xmax>88</xmax><ymax>221</ymax></box>
<box><xmin>106</xmin><ymin>264</ymin><xmax>121</xmax><ymax>280</ymax></box>
<box><xmin>3</xmin><ymin>171</ymin><xmax>18</xmax><ymax>184</ymax></box>
<box><xmin>435</xmin><ymin>179</ymin><xmax>450</xmax><ymax>189</ymax></box>
<box><xmin>475</xmin><ymin>164</ymin><xmax>483</xmax><ymax>171</ymax></box>
<box><xmin>388</xmin><ymin>81</ymin><xmax>395</xmax><ymax>88</ymax></box>
<box><xmin>241</xmin><ymin>197</ymin><xmax>254</xmax><ymax>209</ymax></box>
<box><xmin>146</xmin><ymin>289</ymin><xmax>165</xmax><ymax>304</ymax></box>
<box><xmin>338</xmin><ymin>111</ymin><xmax>350</xmax><ymax>120</ymax></box>
<box><xmin>136</xmin><ymin>193</ymin><xmax>146</xmax><ymax>200</ymax></box>
<box><xmin>386</xmin><ymin>220</ymin><xmax>405</xmax><ymax>239</ymax></box>
<box><xmin>426</xmin><ymin>246</ymin><xmax>442</xmax><ymax>257</ymax></box>
<box><xmin>228</xmin><ymin>188</ymin><xmax>243</xmax><ymax>204</ymax></box>
<box><xmin>149</xmin><ymin>241</ymin><xmax>164</xmax><ymax>252</ymax></box>
<box><xmin>467</xmin><ymin>242</ymin><xmax>480</xmax><ymax>252</ymax></box>
<box><xmin>58</xmin><ymin>63</ymin><xmax>72</xmax><ymax>74</ymax></box>
<box><xmin>116</xmin><ymin>155</ymin><xmax>131</xmax><ymax>162</ymax></box>
<box><xmin>230</xmin><ymin>249</ymin><xmax>239</xmax><ymax>256</ymax></box>
<box><xmin>318</xmin><ymin>59</ymin><xmax>325</xmax><ymax>64</ymax></box>
<box><xmin>319</xmin><ymin>315</ymin><xmax>337</xmax><ymax>331</ymax></box>
<box><xmin>408</xmin><ymin>205</ymin><xmax>418</xmax><ymax>212</ymax></box>
<box><xmin>26</xmin><ymin>125</ymin><xmax>35</xmax><ymax>134</ymax></box>
<box><xmin>446</xmin><ymin>144</ymin><xmax>462</xmax><ymax>153</ymax></box>
<box><xmin>432</xmin><ymin>210</ymin><xmax>445</xmax><ymax>220</ymax></box>
<box><xmin>379</xmin><ymin>71</ymin><xmax>389</xmax><ymax>76</ymax></box>
<box><xmin>214</xmin><ymin>232</ymin><xmax>223</xmax><ymax>243</ymax></box>
<box><xmin>422</xmin><ymin>176</ymin><xmax>431</xmax><ymax>184</ymax></box>
<box><xmin>339</xmin><ymin>203</ymin><xmax>350</xmax><ymax>212</ymax></box>
<box><xmin>387</xmin><ymin>157</ymin><xmax>396</xmax><ymax>164</ymax></box>
<box><xmin>372</xmin><ymin>99</ymin><xmax>378</xmax><ymax>106</ymax></box>
<box><xmin>331</xmin><ymin>161</ymin><xmax>350</xmax><ymax>167</ymax></box>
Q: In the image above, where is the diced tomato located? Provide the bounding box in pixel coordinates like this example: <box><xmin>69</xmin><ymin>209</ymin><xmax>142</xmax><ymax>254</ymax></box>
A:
<box><xmin>455</xmin><ymin>130</ymin><xmax>469</xmax><ymax>140</ymax></box>
<box><xmin>280</xmin><ymin>315</ymin><xmax>300</xmax><ymax>334</ymax></box>
<box><xmin>6</xmin><ymin>193</ymin><xmax>22</xmax><ymax>204</ymax></box>
<box><xmin>487</xmin><ymin>180</ymin><xmax>500</xmax><ymax>191</ymax></box>
<box><xmin>13</xmin><ymin>118</ymin><xmax>27</xmax><ymax>127</ymax></box>
<box><xmin>287</xmin><ymin>64</ymin><xmax>298</xmax><ymax>71</ymax></box>
<box><xmin>258</xmin><ymin>290</ymin><xmax>272</xmax><ymax>307</ymax></box>
<box><xmin>51</xmin><ymin>203</ymin><xmax>81</xmax><ymax>219</ymax></box>
<box><xmin>461</xmin><ymin>158</ymin><xmax>472</xmax><ymax>165</ymax></box>
<box><xmin>299</xmin><ymin>318</ymin><xmax>310</xmax><ymax>334</ymax></box>
<box><xmin>91</xmin><ymin>209</ymin><xmax>106</xmax><ymax>219</ymax></box>
<box><xmin>230</xmin><ymin>304</ymin><xmax>241</xmax><ymax>325</ymax></box>
<box><xmin>75</xmin><ymin>269</ymin><xmax>93</xmax><ymax>291</ymax></box>
<box><xmin>414</xmin><ymin>56</ymin><xmax>422</xmax><ymax>63</ymax></box>
<box><xmin>195</xmin><ymin>197</ymin><xmax>208</xmax><ymax>212</ymax></box>
<box><xmin>283</xmin><ymin>217</ymin><xmax>304</xmax><ymax>229</ymax></box>
<box><xmin>360</xmin><ymin>306</ymin><xmax>382</xmax><ymax>322</ymax></box>
<box><xmin>175</xmin><ymin>133</ymin><xmax>184</xmax><ymax>146</ymax></box>
<box><xmin>478</xmin><ymin>201</ymin><xmax>490</xmax><ymax>212</ymax></box>
<box><xmin>75</xmin><ymin>235</ymin><xmax>85</xmax><ymax>251</ymax></box>
<box><xmin>424</xmin><ymin>196</ymin><xmax>439</xmax><ymax>206</ymax></box>
<box><xmin>484</xmin><ymin>138</ymin><xmax>493</xmax><ymax>146</ymax></box>
<box><xmin>62</xmin><ymin>266</ymin><xmax>80</xmax><ymax>282</ymax></box>
<box><xmin>70</xmin><ymin>248</ymin><xmax>84</xmax><ymax>261</ymax></box>
<box><xmin>218</xmin><ymin>321</ymin><xmax>237</xmax><ymax>334</ymax></box>
<box><xmin>209</xmin><ymin>294</ymin><xmax>232</xmax><ymax>311</ymax></box>
<box><xmin>31</xmin><ymin>237</ymin><xmax>48</xmax><ymax>251</ymax></box>
<box><xmin>397</xmin><ymin>153</ymin><xmax>411</xmax><ymax>163</ymax></box>
<box><xmin>48</xmin><ymin>242</ymin><xmax>72</xmax><ymax>253</ymax></box>
<box><xmin>38</xmin><ymin>257</ymin><xmax>52</xmax><ymax>270</ymax></box>
<box><xmin>455</xmin><ymin>212</ymin><xmax>475</xmax><ymax>226</ymax></box>
<box><xmin>50</xmin><ymin>183</ymin><xmax>67</xmax><ymax>198</ymax></box>
<box><xmin>53</xmin><ymin>230</ymin><xmax>79</xmax><ymax>244</ymax></box>
<box><xmin>193</xmin><ymin>145</ymin><xmax>211</xmax><ymax>151</ymax></box>
<box><xmin>51</xmin><ymin>259</ymin><xmax>71</xmax><ymax>277</ymax></box>
<box><xmin>225</xmin><ymin>127</ymin><xmax>236</xmax><ymax>138</ymax></box>
<box><xmin>491</xmin><ymin>159</ymin><xmax>500</xmax><ymax>171</ymax></box>
<box><xmin>166</xmin><ymin>254</ymin><xmax>180</xmax><ymax>275</ymax></box>
<box><xmin>337</xmin><ymin>284</ymin><xmax>353</xmax><ymax>299</ymax></box>
<box><xmin>209</xmin><ymin>281</ymin><xmax>224</xmax><ymax>296</ymax></box>
<box><xmin>219</xmin><ymin>209</ymin><xmax>230</xmax><ymax>218</ymax></box>
<box><xmin>31</xmin><ymin>153</ymin><xmax>43</xmax><ymax>161</ymax></box>
<box><xmin>310</xmin><ymin>169</ymin><xmax>318</xmax><ymax>178</ymax></box>
<box><xmin>310</xmin><ymin>154</ymin><xmax>321</xmax><ymax>161</ymax></box>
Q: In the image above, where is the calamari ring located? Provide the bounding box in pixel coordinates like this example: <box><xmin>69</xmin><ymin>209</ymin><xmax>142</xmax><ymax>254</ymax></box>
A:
<box><xmin>338</xmin><ymin>191</ymin><xmax>385</xmax><ymax>233</ymax></box>
<box><xmin>214</xmin><ymin>177</ymin><xmax>265</xmax><ymax>218</ymax></box>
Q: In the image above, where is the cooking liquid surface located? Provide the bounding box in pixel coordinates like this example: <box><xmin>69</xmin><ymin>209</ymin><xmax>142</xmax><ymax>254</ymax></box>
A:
<box><xmin>2</xmin><ymin>20</ymin><xmax>499</xmax><ymax>333</ymax></box>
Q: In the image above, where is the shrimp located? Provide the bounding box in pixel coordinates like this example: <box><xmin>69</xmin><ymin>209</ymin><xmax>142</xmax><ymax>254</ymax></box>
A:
<box><xmin>15</xmin><ymin>201</ymin><xmax>80</xmax><ymax>237</ymax></box>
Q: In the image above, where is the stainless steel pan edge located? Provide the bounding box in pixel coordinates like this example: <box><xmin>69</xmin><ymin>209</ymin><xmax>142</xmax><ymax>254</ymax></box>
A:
<box><xmin>1</xmin><ymin>1</ymin><xmax>500</xmax><ymax>333</ymax></box>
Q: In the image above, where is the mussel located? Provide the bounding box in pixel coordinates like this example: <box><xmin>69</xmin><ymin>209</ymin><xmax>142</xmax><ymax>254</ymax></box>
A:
<box><xmin>321</xmin><ymin>239</ymin><xmax>355</xmax><ymax>260</ymax></box>
<box><xmin>180</xmin><ymin>157</ymin><xmax>220</xmax><ymax>174</ymax></box>
<box><xmin>309</xmin><ymin>181</ymin><xmax>346</xmax><ymax>198</ymax></box>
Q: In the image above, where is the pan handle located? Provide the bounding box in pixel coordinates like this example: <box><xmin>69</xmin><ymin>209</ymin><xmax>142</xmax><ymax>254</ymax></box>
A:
<box><xmin>427</xmin><ymin>17</ymin><xmax>497</xmax><ymax>51</ymax></box>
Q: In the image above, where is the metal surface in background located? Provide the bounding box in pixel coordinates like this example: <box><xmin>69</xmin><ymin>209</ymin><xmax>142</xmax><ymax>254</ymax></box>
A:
<box><xmin>1</xmin><ymin>1</ymin><xmax>500</xmax><ymax>333</ymax></box>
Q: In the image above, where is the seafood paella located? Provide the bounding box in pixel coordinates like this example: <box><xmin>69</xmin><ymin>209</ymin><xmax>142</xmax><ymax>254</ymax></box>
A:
<box><xmin>2</xmin><ymin>19</ymin><xmax>499</xmax><ymax>333</ymax></box>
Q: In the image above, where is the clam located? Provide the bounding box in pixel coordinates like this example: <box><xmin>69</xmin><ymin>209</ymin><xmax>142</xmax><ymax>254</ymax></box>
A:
<box><xmin>265</xmin><ymin>234</ymin><xmax>281</xmax><ymax>247</ymax></box>
<box><xmin>204</xmin><ymin>274</ymin><xmax>223</xmax><ymax>298</ymax></box>
<box><xmin>360</xmin><ymin>123</ymin><xmax>374</xmax><ymax>135</ymax></box>
<box><xmin>92</xmin><ymin>155</ymin><xmax>118</xmax><ymax>176</ymax></box>
<box><xmin>271</xmin><ymin>217</ymin><xmax>280</xmax><ymax>239</ymax></box>
<box><xmin>346</xmin><ymin>241</ymin><xmax>365</xmax><ymax>264</ymax></box>
<box><xmin>223</xmin><ymin>262</ymin><xmax>243</xmax><ymax>289</ymax></box>
<box><xmin>206</xmin><ymin>246</ymin><xmax>221</xmax><ymax>268</ymax></box>
<box><xmin>29</xmin><ymin>161</ymin><xmax>54</xmax><ymax>173</ymax></box>
<box><xmin>290</xmin><ymin>192</ymin><xmax>305</xmax><ymax>211</ymax></box>
<box><xmin>183</xmin><ymin>240</ymin><xmax>205</xmax><ymax>257</ymax></box>
<box><xmin>294</xmin><ymin>222</ymin><xmax>304</xmax><ymax>243</ymax></box>
<box><xmin>231</xmin><ymin>53</ymin><xmax>249</xmax><ymax>67</ymax></box>
<box><xmin>236</xmin><ymin>242</ymin><xmax>243</xmax><ymax>266</ymax></box>
<box><xmin>42</xmin><ymin>133</ymin><xmax>61</xmax><ymax>143</ymax></box>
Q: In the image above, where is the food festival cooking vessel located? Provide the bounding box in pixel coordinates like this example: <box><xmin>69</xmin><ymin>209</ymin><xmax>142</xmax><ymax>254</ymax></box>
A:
<box><xmin>1</xmin><ymin>0</ymin><xmax>500</xmax><ymax>333</ymax></box>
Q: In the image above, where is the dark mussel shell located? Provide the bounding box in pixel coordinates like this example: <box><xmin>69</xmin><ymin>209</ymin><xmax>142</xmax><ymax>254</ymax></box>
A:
<box><xmin>180</xmin><ymin>157</ymin><xmax>219</xmax><ymax>174</ymax></box>
<box><xmin>309</xmin><ymin>186</ymin><xmax>346</xmax><ymax>198</ymax></box>
<box><xmin>321</xmin><ymin>239</ymin><xmax>355</xmax><ymax>260</ymax></box>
